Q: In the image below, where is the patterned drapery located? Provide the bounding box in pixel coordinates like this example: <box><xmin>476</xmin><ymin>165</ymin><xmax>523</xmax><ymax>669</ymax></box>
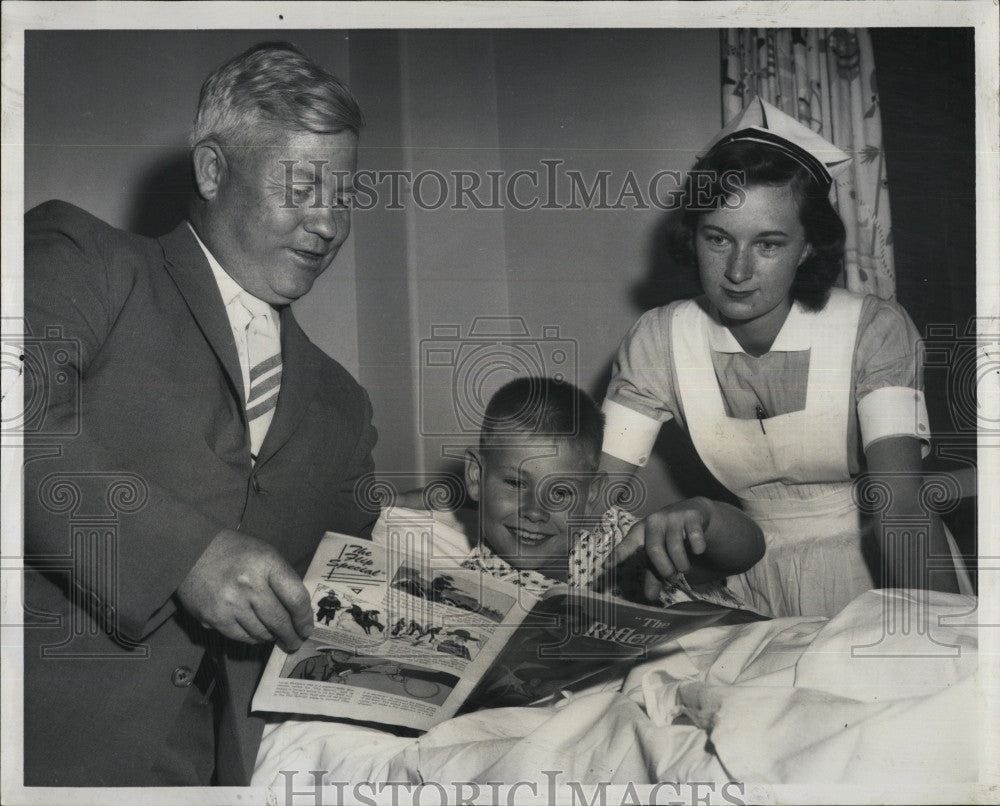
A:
<box><xmin>721</xmin><ymin>28</ymin><xmax>895</xmax><ymax>299</ymax></box>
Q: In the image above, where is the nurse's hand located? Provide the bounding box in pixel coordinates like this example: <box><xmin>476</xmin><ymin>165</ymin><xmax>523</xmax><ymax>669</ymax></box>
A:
<box><xmin>608</xmin><ymin>497</ymin><xmax>713</xmax><ymax>601</ymax></box>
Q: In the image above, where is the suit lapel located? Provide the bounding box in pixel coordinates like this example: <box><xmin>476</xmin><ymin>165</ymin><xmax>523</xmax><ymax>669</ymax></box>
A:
<box><xmin>158</xmin><ymin>222</ymin><xmax>246</xmax><ymax>406</ymax></box>
<box><xmin>254</xmin><ymin>308</ymin><xmax>319</xmax><ymax>465</ymax></box>
<box><xmin>158</xmin><ymin>223</ymin><xmax>321</xmax><ymax>466</ymax></box>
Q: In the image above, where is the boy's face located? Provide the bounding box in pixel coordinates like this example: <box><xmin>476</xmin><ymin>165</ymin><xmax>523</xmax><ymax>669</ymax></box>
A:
<box><xmin>465</xmin><ymin>437</ymin><xmax>602</xmax><ymax>582</ymax></box>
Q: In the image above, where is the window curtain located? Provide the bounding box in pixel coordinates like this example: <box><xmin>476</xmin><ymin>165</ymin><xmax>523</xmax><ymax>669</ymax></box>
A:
<box><xmin>721</xmin><ymin>28</ymin><xmax>895</xmax><ymax>299</ymax></box>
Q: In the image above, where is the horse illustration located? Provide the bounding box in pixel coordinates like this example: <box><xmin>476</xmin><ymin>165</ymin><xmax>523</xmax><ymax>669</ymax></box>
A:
<box><xmin>347</xmin><ymin>604</ymin><xmax>385</xmax><ymax>635</ymax></box>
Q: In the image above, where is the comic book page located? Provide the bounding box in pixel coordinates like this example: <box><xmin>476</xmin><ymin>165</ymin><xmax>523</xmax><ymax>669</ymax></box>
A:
<box><xmin>253</xmin><ymin>531</ymin><xmax>762</xmax><ymax>730</ymax></box>
<box><xmin>251</xmin><ymin>532</ymin><xmax>535</xmax><ymax>731</ymax></box>
<box><xmin>460</xmin><ymin>589</ymin><xmax>746</xmax><ymax>712</ymax></box>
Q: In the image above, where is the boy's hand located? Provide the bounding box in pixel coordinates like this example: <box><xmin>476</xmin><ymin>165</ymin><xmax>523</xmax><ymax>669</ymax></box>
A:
<box><xmin>606</xmin><ymin>497</ymin><xmax>713</xmax><ymax>601</ymax></box>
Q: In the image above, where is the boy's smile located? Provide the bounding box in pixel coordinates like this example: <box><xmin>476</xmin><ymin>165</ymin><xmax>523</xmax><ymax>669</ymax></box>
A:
<box><xmin>465</xmin><ymin>436</ymin><xmax>601</xmax><ymax>582</ymax></box>
<box><xmin>507</xmin><ymin>524</ymin><xmax>556</xmax><ymax>546</ymax></box>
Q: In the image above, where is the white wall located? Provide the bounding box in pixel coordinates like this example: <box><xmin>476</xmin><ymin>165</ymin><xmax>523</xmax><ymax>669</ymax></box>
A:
<box><xmin>349</xmin><ymin>29</ymin><xmax>721</xmax><ymax>509</ymax></box>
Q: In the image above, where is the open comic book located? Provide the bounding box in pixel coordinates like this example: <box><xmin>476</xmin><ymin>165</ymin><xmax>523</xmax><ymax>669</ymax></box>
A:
<box><xmin>252</xmin><ymin>530</ymin><xmax>764</xmax><ymax>732</ymax></box>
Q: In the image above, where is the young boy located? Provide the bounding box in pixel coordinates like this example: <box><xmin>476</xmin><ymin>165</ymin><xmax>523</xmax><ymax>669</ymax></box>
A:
<box><xmin>461</xmin><ymin>376</ymin><xmax>764</xmax><ymax>605</ymax></box>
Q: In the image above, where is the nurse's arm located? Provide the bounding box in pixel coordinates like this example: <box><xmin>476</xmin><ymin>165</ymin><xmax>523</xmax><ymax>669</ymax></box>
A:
<box><xmin>598</xmin><ymin>398</ymin><xmax>666</xmax><ymax>512</ymax></box>
<box><xmin>605</xmin><ymin>497</ymin><xmax>765</xmax><ymax>597</ymax></box>
<box><xmin>864</xmin><ymin>436</ymin><xmax>961</xmax><ymax>594</ymax></box>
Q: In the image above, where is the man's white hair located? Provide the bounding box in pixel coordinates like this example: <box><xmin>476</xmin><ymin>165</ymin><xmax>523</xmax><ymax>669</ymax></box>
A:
<box><xmin>189</xmin><ymin>41</ymin><xmax>363</xmax><ymax>155</ymax></box>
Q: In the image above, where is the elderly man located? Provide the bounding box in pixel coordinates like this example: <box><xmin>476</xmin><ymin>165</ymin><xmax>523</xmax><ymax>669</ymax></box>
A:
<box><xmin>23</xmin><ymin>42</ymin><xmax>376</xmax><ymax>786</ymax></box>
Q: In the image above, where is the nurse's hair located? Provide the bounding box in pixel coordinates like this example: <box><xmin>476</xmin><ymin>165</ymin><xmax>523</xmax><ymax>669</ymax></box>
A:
<box><xmin>479</xmin><ymin>377</ymin><xmax>605</xmax><ymax>470</ymax></box>
<box><xmin>669</xmin><ymin>139</ymin><xmax>846</xmax><ymax>311</ymax></box>
<box><xmin>190</xmin><ymin>41</ymin><xmax>364</xmax><ymax>157</ymax></box>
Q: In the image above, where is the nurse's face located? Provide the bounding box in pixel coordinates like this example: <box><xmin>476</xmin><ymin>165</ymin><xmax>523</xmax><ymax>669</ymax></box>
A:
<box><xmin>696</xmin><ymin>183</ymin><xmax>811</xmax><ymax>346</ymax></box>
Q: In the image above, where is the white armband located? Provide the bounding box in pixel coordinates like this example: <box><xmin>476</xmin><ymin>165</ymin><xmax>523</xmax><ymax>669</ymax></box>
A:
<box><xmin>858</xmin><ymin>386</ymin><xmax>931</xmax><ymax>458</ymax></box>
<box><xmin>601</xmin><ymin>398</ymin><xmax>665</xmax><ymax>467</ymax></box>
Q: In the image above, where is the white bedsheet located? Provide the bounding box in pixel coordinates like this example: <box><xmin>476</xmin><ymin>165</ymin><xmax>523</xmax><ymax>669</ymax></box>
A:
<box><xmin>254</xmin><ymin>588</ymin><xmax>981</xmax><ymax>793</ymax></box>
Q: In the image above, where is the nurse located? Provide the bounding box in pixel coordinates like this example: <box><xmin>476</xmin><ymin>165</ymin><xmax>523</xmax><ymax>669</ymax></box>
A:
<box><xmin>601</xmin><ymin>97</ymin><xmax>972</xmax><ymax>618</ymax></box>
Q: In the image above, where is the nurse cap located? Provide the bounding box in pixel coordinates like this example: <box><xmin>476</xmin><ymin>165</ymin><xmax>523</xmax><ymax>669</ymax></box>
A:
<box><xmin>703</xmin><ymin>96</ymin><xmax>852</xmax><ymax>188</ymax></box>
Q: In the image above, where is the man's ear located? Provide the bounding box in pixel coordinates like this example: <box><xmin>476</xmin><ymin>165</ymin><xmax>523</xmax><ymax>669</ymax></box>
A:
<box><xmin>192</xmin><ymin>140</ymin><xmax>228</xmax><ymax>201</ymax></box>
<box><xmin>464</xmin><ymin>449</ymin><xmax>483</xmax><ymax>503</ymax></box>
<box><xmin>585</xmin><ymin>470</ymin><xmax>607</xmax><ymax>515</ymax></box>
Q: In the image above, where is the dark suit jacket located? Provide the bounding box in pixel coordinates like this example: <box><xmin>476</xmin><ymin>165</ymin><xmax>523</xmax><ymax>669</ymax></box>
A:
<box><xmin>22</xmin><ymin>201</ymin><xmax>378</xmax><ymax>786</ymax></box>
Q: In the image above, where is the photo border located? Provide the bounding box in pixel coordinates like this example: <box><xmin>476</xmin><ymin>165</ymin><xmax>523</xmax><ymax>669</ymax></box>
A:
<box><xmin>2</xmin><ymin>3</ymin><xmax>997</xmax><ymax>804</ymax></box>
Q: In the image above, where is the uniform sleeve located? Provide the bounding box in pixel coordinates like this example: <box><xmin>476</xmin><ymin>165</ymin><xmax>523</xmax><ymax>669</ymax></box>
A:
<box><xmin>854</xmin><ymin>297</ymin><xmax>931</xmax><ymax>457</ymax></box>
<box><xmin>602</xmin><ymin>307</ymin><xmax>678</xmax><ymax>466</ymax></box>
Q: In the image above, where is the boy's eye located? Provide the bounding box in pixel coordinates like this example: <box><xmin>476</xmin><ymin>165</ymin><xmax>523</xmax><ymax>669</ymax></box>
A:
<box><xmin>701</xmin><ymin>233</ymin><xmax>729</xmax><ymax>248</ymax></box>
<box><xmin>503</xmin><ymin>477</ymin><xmax>524</xmax><ymax>489</ymax></box>
<box><xmin>756</xmin><ymin>240</ymin><xmax>783</xmax><ymax>254</ymax></box>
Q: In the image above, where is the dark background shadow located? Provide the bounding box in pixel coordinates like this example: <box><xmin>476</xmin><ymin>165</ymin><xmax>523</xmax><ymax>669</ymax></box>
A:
<box><xmin>872</xmin><ymin>28</ymin><xmax>978</xmax><ymax>570</ymax></box>
<box><xmin>126</xmin><ymin>150</ymin><xmax>193</xmax><ymax>238</ymax></box>
<box><xmin>631</xmin><ymin>209</ymin><xmax>702</xmax><ymax>313</ymax></box>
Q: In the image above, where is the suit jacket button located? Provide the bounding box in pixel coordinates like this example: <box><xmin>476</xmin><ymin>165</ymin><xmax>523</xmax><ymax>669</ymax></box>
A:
<box><xmin>171</xmin><ymin>666</ymin><xmax>195</xmax><ymax>688</ymax></box>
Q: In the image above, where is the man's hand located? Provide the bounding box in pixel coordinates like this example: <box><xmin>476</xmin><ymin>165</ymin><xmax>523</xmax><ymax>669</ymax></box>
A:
<box><xmin>176</xmin><ymin>528</ymin><xmax>314</xmax><ymax>652</ymax></box>
<box><xmin>607</xmin><ymin>497</ymin><xmax>713</xmax><ymax>601</ymax></box>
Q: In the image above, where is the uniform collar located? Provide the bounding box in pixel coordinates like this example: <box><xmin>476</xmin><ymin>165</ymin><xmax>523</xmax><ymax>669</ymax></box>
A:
<box><xmin>706</xmin><ymin>299</ymin><xmax>814</xmax><ymax>354</ymax></box>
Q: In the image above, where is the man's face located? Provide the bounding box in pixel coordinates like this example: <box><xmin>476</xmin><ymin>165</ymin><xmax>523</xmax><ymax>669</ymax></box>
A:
<box><xmin>204</xmin><ymin>128</ymin><xmax>358</xmax><ymax>305</ymax></box>
<box><xmin>465</xmin><ymin>437</ymin><xmax>600</xmax><ymax>582</ymax></box>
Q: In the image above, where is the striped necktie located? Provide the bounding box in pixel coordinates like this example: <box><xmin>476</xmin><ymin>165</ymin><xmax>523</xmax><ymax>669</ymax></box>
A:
<box><xmin>240</xmin><ymin>297</ymin><xmax>282</xmax><ymax>458</ymax></box>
